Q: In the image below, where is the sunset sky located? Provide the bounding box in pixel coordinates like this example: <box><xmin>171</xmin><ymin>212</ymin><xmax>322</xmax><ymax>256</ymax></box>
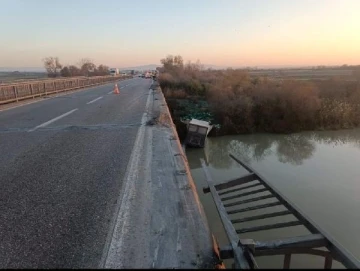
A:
<box><xmin>0</xmin><ymin>0</ymin><xmax>359</xmax><ymax>69</ymax></box>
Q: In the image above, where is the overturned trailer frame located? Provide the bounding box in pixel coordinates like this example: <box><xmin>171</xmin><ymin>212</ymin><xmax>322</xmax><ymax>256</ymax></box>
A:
<box><xmin>184</xmin><ymin>119</ymin><xmax>213</xmax><ymax>148</ymax></box>
<box><xmin>201</xmin><ymin>153</ymin><xmax>360</xmax><ymax>269</ymax></box>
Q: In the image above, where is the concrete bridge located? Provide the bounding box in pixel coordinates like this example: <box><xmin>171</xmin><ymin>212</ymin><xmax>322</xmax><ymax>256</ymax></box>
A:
<box><xmin>0</xmin><ymin>77</ymin><xmax>217</xmax><ymax>268</ymax></box>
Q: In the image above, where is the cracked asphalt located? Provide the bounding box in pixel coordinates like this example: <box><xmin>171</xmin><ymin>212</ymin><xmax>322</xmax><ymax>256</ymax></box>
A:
<box><xmin>0</xmin><ymin>77</ymin><xmax>153</xmax><ymax>268</ymax></box>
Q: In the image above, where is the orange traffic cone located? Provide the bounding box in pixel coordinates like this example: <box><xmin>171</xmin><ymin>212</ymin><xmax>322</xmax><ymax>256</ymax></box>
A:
<box><xmin>113</xmin><ymin>83</ymin><xmax>120</xmax><ymax>94</ymax></box>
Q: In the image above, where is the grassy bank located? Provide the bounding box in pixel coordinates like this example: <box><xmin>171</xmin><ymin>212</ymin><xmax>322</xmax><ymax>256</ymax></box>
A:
<box><xmin>158</xmin><ymin>55</ymin><xmax>360</xmax><ymax>135</ymax></box>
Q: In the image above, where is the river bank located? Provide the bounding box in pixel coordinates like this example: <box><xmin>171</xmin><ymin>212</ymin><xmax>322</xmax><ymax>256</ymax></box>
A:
<box><xmin>159</xmin><ymin>56</ymin><xmax>360</xmax><ymax>137</ymax></box>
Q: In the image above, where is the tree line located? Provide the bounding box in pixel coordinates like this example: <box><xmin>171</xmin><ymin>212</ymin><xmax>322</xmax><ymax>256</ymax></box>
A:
<box><xmin>42</xmin><ymin>57</ymin><xmax>110</xmax><ymax>78</ymax></box>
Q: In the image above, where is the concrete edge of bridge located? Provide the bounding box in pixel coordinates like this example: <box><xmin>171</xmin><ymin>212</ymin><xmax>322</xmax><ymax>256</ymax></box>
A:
<box><xmin>102</xmin><ymin>83</ymin><xmax>220</xmax><ymax>269</ymax></box>
<box><xmin>149</xmin><ymin>85</ymin><xmax>221</xmax><ymax>268</ymax></box>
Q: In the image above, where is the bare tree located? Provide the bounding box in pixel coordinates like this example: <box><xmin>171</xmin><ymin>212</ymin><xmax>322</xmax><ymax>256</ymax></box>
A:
<box><xmin>68</xmin><ymin>65</ymin><xmax>81</xmax><ymax>76</ymax></box>
<box><xmin>160</xmin><ymin>55</ymin><xmax>174</xmax><ymax>70</ymax></box>
<box><xmin>43</xmin><ymin>57</ymin><xmax>62</xmax><ymax>77</ymax></box>
<box><xmin>160</xmin><ymin>55</ymin><xmax>184</xmax><ymax>75</ymax></box>
<box><xmin>96</xmin><ymin>64</ymin><xmax>110</xmax><ymax>76</ymax></box>
<box><xmin>60</xmin><ymin>66</ymin><xmax>71</xmax><ymax>77</ymax></box>
<box><xmin>78</xmin><ymin>58</ymin><xmax>96</xmax><ymax>76</ymax></box>
<box><xmin>174</xmin><ymin>55</ymin><xmax>184</xmax><ymax>68</ymax></box>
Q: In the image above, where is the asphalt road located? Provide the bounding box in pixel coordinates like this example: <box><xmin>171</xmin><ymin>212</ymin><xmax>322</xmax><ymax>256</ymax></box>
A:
<box><xmin>0</xmin><ymin>77</ymin><xmax>152</xmax><ymax>268</ymax></box>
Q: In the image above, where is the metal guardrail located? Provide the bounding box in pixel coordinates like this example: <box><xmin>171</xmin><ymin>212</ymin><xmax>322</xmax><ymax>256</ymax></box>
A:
<box><xmin>201</xmin><ymin>153</ymin><xmax>360</xmax><ymax>269</ymax></box>
<box><xmin>0</xmin><ymin>75</ymin><xmax>131</xmax><ymax>105</ymax></box>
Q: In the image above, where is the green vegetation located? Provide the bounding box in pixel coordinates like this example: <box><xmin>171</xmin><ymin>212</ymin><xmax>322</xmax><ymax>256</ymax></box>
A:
<box><xmin>159</xmin><ymin>55</ymin><xmax>360</xmax><ymax>135</ymax></box>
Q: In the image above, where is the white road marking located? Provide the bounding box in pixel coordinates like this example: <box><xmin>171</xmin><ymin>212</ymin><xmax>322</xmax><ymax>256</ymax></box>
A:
<box><xmin>28</xmin><ymin>108</ymin><xmax>78</xmax><ymax>132</ymax></box>
<box><xmin>108</xmin><ymin>88</ymin><xmax>121</xmax><ymax>95</ymax></box>
<box><xmin>86</xmin><ymin>96</ymin><xmax>103</xmax><ymax>104</ymax></box>
<box><xmin>102</xmin><ymin>88</ymin><xmax>152</xmax><ymax>268</ymax></box>
<box><xmin>152</xmin><ymin>237</ymin><xmax>161</xmax><ymax>268</ymax></box>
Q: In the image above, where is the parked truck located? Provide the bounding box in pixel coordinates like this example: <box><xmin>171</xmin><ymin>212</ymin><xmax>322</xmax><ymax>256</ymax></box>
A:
<box><xmin>109</xmin><ymin>68</ymin><xmax>119</xmax><ymax>76</ymax></box>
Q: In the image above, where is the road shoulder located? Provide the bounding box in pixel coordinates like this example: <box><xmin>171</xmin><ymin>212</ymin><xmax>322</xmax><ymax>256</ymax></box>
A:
<box><xmin>102</xmin><ymin>82</ymin><xmax>216</xmax><ymax>268</ymax></box>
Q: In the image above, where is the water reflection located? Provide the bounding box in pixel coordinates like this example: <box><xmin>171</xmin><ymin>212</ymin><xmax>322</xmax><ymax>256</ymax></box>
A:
<box><xmin>187</xmin><ymin>129</ymin><xmax>360</xmax><ymax>169</ymax></box>
<box><xmin>275</xmin><ymin>134</ymin><xmax>315</xmax><ymax>165</ymax></box>
<box><xmin>186</xmin><ymin>129</ymin><xmax>360</xmax><ymax>268</ymax></box>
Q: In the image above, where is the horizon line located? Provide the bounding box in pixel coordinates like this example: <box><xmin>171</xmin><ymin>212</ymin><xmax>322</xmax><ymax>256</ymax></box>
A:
<box><xmin>1</xmin><ymin>63</ymin><xmax>359</xmax><ymax>72</ymax></box>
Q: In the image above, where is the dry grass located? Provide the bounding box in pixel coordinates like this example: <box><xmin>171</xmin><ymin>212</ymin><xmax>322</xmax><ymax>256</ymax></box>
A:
<box><xmin>159</xmin><ymin>55</ymin><xmax>360</xmax><ymax>134</ymax></box>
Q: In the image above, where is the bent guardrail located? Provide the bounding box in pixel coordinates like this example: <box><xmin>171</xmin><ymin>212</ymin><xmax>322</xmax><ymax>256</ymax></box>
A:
<box><xmin>0</xmin><ymin>75</ymin><xmax>131</xmax><ymax>105</ymax></box>
<box><xmin>201</xmin><ymin>154</ymin><xmax>360</xmax><ymax>269</ymax></box>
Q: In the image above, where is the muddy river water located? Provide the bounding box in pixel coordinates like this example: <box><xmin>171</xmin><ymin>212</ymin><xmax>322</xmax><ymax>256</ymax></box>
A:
<box><xmin>186</xmin><ymin>129</ymin><xmax>360</xmax><ymax>268</ymax></box>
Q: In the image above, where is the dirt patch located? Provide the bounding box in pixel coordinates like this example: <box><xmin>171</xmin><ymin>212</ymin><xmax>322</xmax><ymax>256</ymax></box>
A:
<box><xmin>146</xmin><ymin>117</ymin><xmax>159</xmax><ymax>126</ymax></box>
<box><xmin>158</xmin><ymin>110</ymin><xmax>172</xmax><ymax>128</ymax></box>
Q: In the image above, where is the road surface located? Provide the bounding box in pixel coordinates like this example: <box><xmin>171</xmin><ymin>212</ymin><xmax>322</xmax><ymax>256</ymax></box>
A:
<box><xmin>0</xmin><ymin>78</ymin><xmax>153</xmax><ymax>268</ymax></box>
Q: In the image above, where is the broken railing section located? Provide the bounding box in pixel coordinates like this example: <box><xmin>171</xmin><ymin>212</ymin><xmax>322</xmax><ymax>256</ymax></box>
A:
<box><xmin>201</xmin><ymin>154</ymin><xmax>360</xmax><ymax>269</ymax></box>
<box><xmin>200</xmin><ymin>158</ymin><xmax>256</xmax><ymax>269</ymax></box>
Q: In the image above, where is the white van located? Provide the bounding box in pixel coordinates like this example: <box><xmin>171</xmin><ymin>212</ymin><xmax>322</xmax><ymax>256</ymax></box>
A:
<box><xmin>109</xmin><ymin>68</ymin><xmax>119</xmax><ymax>76</ymax></box>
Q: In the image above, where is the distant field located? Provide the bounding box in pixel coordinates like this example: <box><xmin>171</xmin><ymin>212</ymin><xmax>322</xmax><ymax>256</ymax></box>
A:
<box><xmin>1</xmin><ymin>68</ymin><xmax>357</xmax><ymax>84</ymax></box>
<box><xmin>248</xmin><ymin>68</ymin><xmax>356</xmax><ymax>80</ymax></box>
<box><xmin>0</xmin><ymin>72</ymin><xmax>47</xmax><ymax>84</ymax></box>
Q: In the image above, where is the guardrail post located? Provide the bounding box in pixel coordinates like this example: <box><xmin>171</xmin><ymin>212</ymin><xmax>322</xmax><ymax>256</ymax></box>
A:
<box><xmin>13</xmin><ymin>86</ymin><xmax>18</xmax><ymax>102</ymax></box>
<box><xmin>2</xmin><ymin>75</ymin><xmax>121</xmax><ymax>104</ymax></box>
<box><xmin>324</xmin><ymin>256</ymin><xmax>332</xmax><ymax>269</ymax></box>
<box><xmin>30</xmin><ymin>84</ymin><xmax>34</xmax><ymax>98</ymax></box>
<box><xmin>0</xmin><ymin>86</ymin><xmax>3</xmax><ymax>101</ymax></box>
<box><xmin>283</xmin><ymin>253</ymin><xmax>291</xmax><ymax>268</ymax></box>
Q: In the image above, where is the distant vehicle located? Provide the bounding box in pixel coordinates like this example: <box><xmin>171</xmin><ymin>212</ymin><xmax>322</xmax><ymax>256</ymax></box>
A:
<box><xmin>145</xmin><ymin>72</ymin><xmax>152</xmax><ymax>78</ymax></box>
<box><xmin>109</xmin><ymin>68</ymin><xmax>119</xmax><ymax>76</ymax></box>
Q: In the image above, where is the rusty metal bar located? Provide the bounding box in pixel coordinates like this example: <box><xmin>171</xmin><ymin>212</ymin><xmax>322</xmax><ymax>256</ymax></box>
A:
<box><xmin>224</xmin><ymin>194</ymin><xmax>275</xmax><ymax>208</ymax></box>
<box><xmin>283</xmin><ymin>254</ymin><xmax>291</xmax><ymax>269</ymax></box>
<box><xmin>247</xmin><ymin>250</ymin><xmax>259</xmax><ymax>269</ymax></box>
<box><xmin>219</xmin><ymin>182</ymin><xmax>263</xmax><ymax>196</ymax></box>
<box><xmin>254</xmin><ymin>247</ymin><xmax>332</xmax><ymax>257</ymax></box>
<box><xmin>229</xmin><ymin>153</ymin><xmax>360</xmax><ymax>269</ymax></box>
<box><xmin>231</xmin><ymin>210</ymin><xmax>292</xmax><ymax>224</ymax></box>
<box><xmin>227</xmin><ymin>201</ymin><xmax>282</xmax><ymax>215</ymax></box>
<box><xmin>221</xmin><ymin>187</ymin><xmax>268</xmax><ymax>201</ymax></box>
<box><xmin>200</xmin><ymin>159</ymin><xmax>251</xmax><ymax>269</ymax></box>
<box><xmin>221</xmin><ymin>234</ymin><xmax>327</xmax><ymax>260</ymax></box>
<box><xmin>255</xmin><ymin>234</ymin><xmax>327</xmax><ymax>251</ymax></box>
<box><xmin>324</xmin><ymin>255</ymin><xmax>333</xmax><ymax>269</ymax></box>
<box><xmin>203</xmin><ymin>172</ymin><xmax>257</xmax><ymax>193</ymax></box>
<box><xmin>236</xmin><ymin>221</ymin><xmax>302</xmax><ymax>234</ymax></box>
